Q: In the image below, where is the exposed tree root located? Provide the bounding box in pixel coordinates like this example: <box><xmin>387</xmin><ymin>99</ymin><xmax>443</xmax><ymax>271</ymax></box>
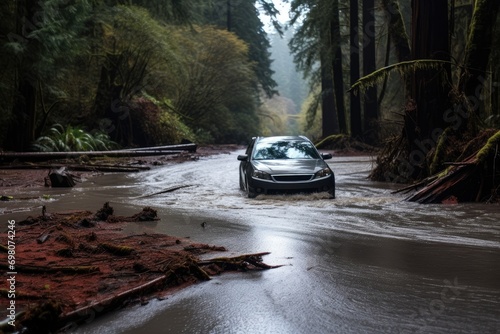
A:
<box><xmin>402</xmin><ymin>130</ymin><xmax>500</xmax><ymax>203</ymax></box>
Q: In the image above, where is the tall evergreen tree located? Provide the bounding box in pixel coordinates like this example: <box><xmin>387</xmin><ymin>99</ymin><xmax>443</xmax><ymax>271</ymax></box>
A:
<box><xmin>362</xmin><ymin>0</ymin><xmax>378</xmax><ymax>142</ymax></box>
<box><xmin>330</xmin><ymin>0</ymin><xmax>347</xmax><ymax>134</ymax></box>
<box><xmin>405</xmin><ymin>0</ymin><xmax>451</xmax><ymax>179</ymax></box>
<box><xmin>4</xmin><ymin>0</ymin><xmax>91</xmax><ymax>150</ymax></box>
<box><xmin>458</xmin><ymin>0</ymin><xmax>500</xmax><ymax>131</ymax></box>
<box><xmin>350</xmin><ymin>0</ymin><xmax>362</xmax><ymax>138</ymax></box>
<box><xmin>289</xmin><ymin>0</ymin><xmax>347</xmax><ymax>137</ymax></box>
<box><xmin>199</xmin><ymin>0</ymin><xmax>278</xmax><ymax>97</ymax></box>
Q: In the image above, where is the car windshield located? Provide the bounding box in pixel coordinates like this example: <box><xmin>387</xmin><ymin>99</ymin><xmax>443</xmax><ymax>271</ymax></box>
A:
<box><xmin>252</xmin><ymin>140</ymin><xmax>320</xmax><ymax>160</ymax></box>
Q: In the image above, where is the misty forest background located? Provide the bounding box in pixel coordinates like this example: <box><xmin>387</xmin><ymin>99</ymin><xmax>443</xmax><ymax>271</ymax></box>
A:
<box><xmin>1</xmin><ymin>0</ymin><xmax>499</xmax><ymax>188</ymax></box>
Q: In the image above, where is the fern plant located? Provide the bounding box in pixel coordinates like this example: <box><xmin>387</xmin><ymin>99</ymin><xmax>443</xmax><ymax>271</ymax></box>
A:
<box><xmin>33</xmin><ymin>124</ymin><xmax>119</xmax><ymax>152</ymax></box>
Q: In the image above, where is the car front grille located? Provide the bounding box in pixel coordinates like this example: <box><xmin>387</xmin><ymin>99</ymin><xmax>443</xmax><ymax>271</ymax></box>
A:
<box><xmin>272</xmin><ymin>174</ymin><xmax>313</xmax><ymax>182</ymax></box>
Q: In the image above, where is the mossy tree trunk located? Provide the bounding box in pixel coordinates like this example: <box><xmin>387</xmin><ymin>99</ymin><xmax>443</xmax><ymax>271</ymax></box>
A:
<box><xmin>404</xmin><ymin>0</ymin><xmax>452</xmax><ymax>180</ymax></box>
<box><xmin>458</xmin><ymin>0</ymin><xmax>500</xmax><ymax>130</ymax></box>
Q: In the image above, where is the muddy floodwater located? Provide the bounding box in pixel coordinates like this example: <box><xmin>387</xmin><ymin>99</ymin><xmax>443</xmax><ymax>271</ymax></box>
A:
<box><xmin>2</xmin><ymin>150</ymin><xmax>500</xmax><ymax>333</ymax></box>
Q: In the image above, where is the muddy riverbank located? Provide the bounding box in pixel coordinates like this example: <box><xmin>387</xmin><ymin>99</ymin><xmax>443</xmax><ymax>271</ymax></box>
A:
<box><xmin>1</xmin><ymin>203</ymin><xmax>278</xmax><ymax>333</ymax></box>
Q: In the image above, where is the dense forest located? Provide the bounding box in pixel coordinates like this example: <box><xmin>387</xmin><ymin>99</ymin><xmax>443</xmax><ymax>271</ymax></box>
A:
<box><xmin>283</xmin><ymin>0</ymin><xmax>499</xmax><ymax>202</ymax></box>
<box><xmin>0</xmin><ymin>0</ymin><xmax>282</xmax><ymax>151</ymax></box>
<box><xmin>1</xmin><ymin>0</ymin><xmax>499</xmax><ymax>200</ymax></box>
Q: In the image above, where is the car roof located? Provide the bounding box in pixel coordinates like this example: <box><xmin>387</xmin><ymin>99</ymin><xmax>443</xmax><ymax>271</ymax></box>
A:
<box><xmin>255</xmin><ymin>135</ymin><xmax>310</xmax><ymax>143</ymax></box>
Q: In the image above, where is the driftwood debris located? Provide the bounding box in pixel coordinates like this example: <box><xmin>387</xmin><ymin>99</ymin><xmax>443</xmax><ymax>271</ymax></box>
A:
<box><xmin>136</xmin><ymin>184</ymin><xmax>193</xmax><ymax>198</ymax></box>
<box><xmin>2</xmin><ymin>203</ymin><xmax>280</xmax><ymax>333</ymax></box>
<box><xmin>198</xmin><ymin>252</ymin><xmax>282</xmax><ymax>271</ymax></box>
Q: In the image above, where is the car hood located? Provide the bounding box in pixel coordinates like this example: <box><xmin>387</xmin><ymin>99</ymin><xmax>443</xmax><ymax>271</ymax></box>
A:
<box><xmin>251</xmin><ymin>159</ymin><xmax>328</xmax><ymax>174</ymax></box>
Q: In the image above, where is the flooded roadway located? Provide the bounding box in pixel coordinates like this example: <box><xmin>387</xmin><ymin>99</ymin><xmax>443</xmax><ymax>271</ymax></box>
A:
<box><xmin>3</xmin><ymin>150</ymin><xmax>500</xmax><ymax>333</ymax></box>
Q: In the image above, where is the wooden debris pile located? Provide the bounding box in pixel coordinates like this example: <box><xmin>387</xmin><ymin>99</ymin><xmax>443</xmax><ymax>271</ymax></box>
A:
<box><xmin>396</xmin><ymin>130</ymin><xmax>500</xmax><ymax>203</ymax></box>
<box><xmin>0</xmin><ymin>203</ymin><xmax>279</xmax><ymax>333</ymax></box>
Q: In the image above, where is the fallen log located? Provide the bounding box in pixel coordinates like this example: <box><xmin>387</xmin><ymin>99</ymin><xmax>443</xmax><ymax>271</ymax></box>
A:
<box><xmin>0</xmin><ymin>149</ymin><xmax>184</xmax><ymax>163</ymax></box>
<box><xmin>0</xmin><ymin>164</ymin><xmax>150</xmax><ymax>172</ymax></box>
<box><xmin>0</xmin><ymin>143</ymin><xmax>197</xmax><ymax>163</ymax></box>
<box><xmin>58</xmin><ymin>272</ymin><xmax>175</xmax><ymax>329</ymax></box>
<box><xmin>122</xmin><ymin>143</ymin><xmax>197</xmax><ymax>153</ymax></box>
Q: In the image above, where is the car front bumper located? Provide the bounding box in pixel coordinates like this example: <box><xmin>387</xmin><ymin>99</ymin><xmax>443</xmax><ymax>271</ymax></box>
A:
<box><xmin>248</xmin><ymin>175</ymin><xmax>335</xmax><ymax>195</ymax></box>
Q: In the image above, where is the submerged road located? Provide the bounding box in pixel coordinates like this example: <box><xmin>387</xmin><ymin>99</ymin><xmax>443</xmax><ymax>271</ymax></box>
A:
<box><xmin>3</xmin><ymin>150</ymin><xmax>500</xmax><ymax>333</ymax></box>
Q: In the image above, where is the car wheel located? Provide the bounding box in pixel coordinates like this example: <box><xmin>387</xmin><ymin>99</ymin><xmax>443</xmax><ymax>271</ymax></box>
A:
<box><xmin>239</xmin><ymin>171</ymin><xmax>245</xmax><ymax>191</ymax></box>
<box><xmin>245</xmin><ymin>178</ymin><xmax>257</xmax><ymax>198</ymax></box>
<box><xmin>328</xmin><ymin>184</ymin><xmax>336</xmax><ymax>199</ymax></box>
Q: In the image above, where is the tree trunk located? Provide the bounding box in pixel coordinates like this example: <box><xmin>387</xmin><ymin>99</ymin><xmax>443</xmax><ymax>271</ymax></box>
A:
<box><xmin>320</xmin><ymin>29</ymin><xmax>339</xmax><ymax>137</ymax></box>
<box><xmin>404</xmin><ymin>0</ymin><xmax>451</xmax><ymax>180</ymax></box>
<box><xmin>7</xmin><ymin>0</ymin><xmax>39</xmax><ymax>151</ymax></box>
<box><xmin>93</xmin><ymin>53</ymin><xmax>131</xmax><ymax>145</ymax></box>
<box><xmin>349</xmin><ymin>0</ymin><xmax>362</xmax><ymax>139</ymax></box>
<box><xmin>381</xmin><ymin>0</ymin><xmax>411</xmax><ymax>97</ymax></box>
<box><xmin>362</xmin><ymin>0</ymin><xmax>378</xmax><ymax>143</ymax></box>
<box><xmin>331</xmin><ymin>0</ymin><xmax>347</xmax><ymax>134</ymax></box>
<box><xmin>381</xmin><ymin>0</ymin><xmax>411</xmax><ymax>62</ymax></box>
<box><xmin>458</xmin><ymin>0</ymin><xmax>500</xmax><ymax>129</ymax></box>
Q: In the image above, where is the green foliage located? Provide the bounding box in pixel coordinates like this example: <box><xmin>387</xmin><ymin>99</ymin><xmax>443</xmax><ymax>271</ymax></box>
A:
<box><xmin>196</xmin><ymin>0</ymin><xmax>278</xmax><ymax>97</ymax></box>
<box><xmin>1</xmin><ymin>1</ymin><xmax>278</xmax><ymax>148</ymax></box>
<box><xmin>476</xmin><ymin>130</ymin><xmax>500</xmax><ymax>164</ymax></box>
<box><xmin>298</xmin><ymin>89</ymin><xmax>323</xmax><ymax>141</ymax></box>
<box><xmin>33</xmin><ymin>124</ymin><xmax>119</xmax><ymax>152</ymax></box>
<box><xmin>167</xmin><ymin>25</ymin><xmax>261</xmax><ymax>143</ymax></box>
<box><xmin>129</xmin><ymin>97</ymin><xmax>195</xmax><ymax>146</ymax></box>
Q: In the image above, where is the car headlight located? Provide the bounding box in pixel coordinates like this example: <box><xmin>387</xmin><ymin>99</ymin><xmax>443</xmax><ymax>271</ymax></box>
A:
<box><xmin>314</xmin><ymin>167</ymin><xmax>332</xmax><ymax>179</ymax></box>
<box><xmin>252</xmin><ymin>170</ymin><xmax>272</xmax><ymax>180</ymax></box>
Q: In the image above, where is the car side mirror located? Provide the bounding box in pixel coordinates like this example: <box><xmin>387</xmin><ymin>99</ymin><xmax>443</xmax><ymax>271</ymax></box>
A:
<box><xmin>321</xmin><ymin>153</ymin><xmax>332</xmax><ymax>160</ymax></box>
<box><xmin>237</xmin><ymin>154</ymin><xmax>248</xmax><ymax>161</ymax></box>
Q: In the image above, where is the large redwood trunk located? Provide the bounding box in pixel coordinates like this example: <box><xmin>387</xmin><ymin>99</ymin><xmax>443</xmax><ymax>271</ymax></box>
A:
<box><xmin>7</xmin><ymin>0</ymin><xmax>39</xmax><ymax>151</ymax></box>
<box><xmin>362</xmin><ymin>0</ymin><xmax>378</xmax><ymax>143</ymax></box>
<box><xmin>404</xmin><ymin>0</ymin><xmax>452</xmax><ymax>179</ymax></box>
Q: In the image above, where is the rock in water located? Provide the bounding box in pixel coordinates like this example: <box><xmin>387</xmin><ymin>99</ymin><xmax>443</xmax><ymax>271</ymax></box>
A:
<box><xmin>49</xmin><ymin>167</ymin><xmax>76</xmax><ymax>187</ymax></box>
